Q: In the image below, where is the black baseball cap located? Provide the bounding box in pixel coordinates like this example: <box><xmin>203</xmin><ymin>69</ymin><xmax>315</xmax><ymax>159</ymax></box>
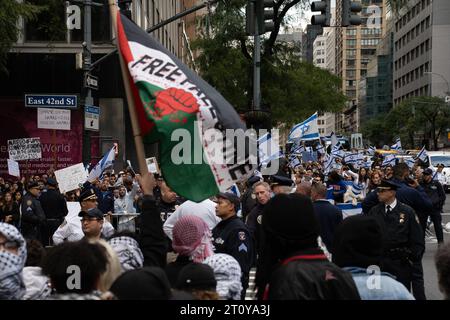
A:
<box><xmin>423</xmin><ymin>168</ymin><xmax>433</xmax><ymax>176</ymax></box>
<box><xmin>78</xmin><ymin>208</ymin><xmax>104</xmax><ymax>219</ymax></box>
<box><xmin>216</xmin><ymin>192</ymin><xmax>240</xmax><ymax>212</ymax></box>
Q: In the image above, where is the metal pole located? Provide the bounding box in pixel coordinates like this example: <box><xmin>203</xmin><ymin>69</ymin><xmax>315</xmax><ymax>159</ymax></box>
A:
<box><xmin>253</xmin><ymin>20</ymin><xmax>261</xmax><ymax>111</ymax></box>
<box><xmin>83</xmin><ymin>0</ymin><xmax>93</xmax><ymax>165</ymax></box>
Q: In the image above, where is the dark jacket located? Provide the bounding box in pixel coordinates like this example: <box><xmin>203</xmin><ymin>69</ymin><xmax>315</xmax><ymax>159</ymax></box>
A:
<box><xmin>165</xmin><ymin>255</ymin><xmax>192</xmax><ymax>288</ymax></box>
<box><xmin>367</xmin><ymin>201</ymin><xmax>425</xmax><ymax>288</ymax></box>
<box><xmin>266</xmin><ymin>248</ymin><xmax>361</xmax><ymax>300</ymax></box>
<box><xmin>20</xmin><ymin>193</ymin><xmax>45</xmax><ymax>240</ymax></box>
<box><xmin>0</xmin><ymin>202</ymin><xmax>20</xmax><ymax>227</ymax></box>
<box><xmin>212</xmin><ymin>215</ymin><xmax>255</xmax><ymax>275</ymax></box>
<box><xmin>362</xmin><ymin>178</ymin><xmax>433</xmax><ymax>214</ymax></box>
<box><xmin>138</xmin><ymin>195</ymin><xmax>168</xmax><ymax>269</ymax></box>
<box><xmin>39</xmin><ymin>189</ymin><xmax>68</xmax><ymax>220</ymax></box>
<box><xmin>421</xmin><ymin>180</ymin><xmax>446</xmax><ymax>212</ymax></box>
<box><xmin>246</xmin><ymin>203</ymin><xmax>266</xmax><ymax>259</ymax></box>
<box><xmin>313</xmin><ymin>200</ymin><xmax>343</xmax><ymax>252</ymax></box>
<box><xmin>98</xmin><ymin>190</ymin><xmax>114</xmax><ymax>214</ymax></box>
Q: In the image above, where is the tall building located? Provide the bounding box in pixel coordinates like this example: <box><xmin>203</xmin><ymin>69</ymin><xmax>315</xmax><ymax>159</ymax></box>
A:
<box><xmin>393</xmin><ymin>0</ymin><xmax>450</xmax><ymax>105</ymax></box>
<box><xmin>335</xmin><ymin>0</ymin><xmax>388</xmax><ymax>134</ymax></box>
<box><xmin>305</xmin><ymin>24</ymin><xmax>324</xmax><ymax>63</ymax></box>
<box><xmin>313</xmin><ymin>35</ymin><xmax>335</xmax><ymax>136</ymax></box>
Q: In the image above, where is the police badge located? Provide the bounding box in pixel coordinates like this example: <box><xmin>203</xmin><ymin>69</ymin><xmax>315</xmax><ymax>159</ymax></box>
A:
<box><xmin>238</xmin><ymin>231</ymin><xmax>246</xmax><ymax>241</ymax></box>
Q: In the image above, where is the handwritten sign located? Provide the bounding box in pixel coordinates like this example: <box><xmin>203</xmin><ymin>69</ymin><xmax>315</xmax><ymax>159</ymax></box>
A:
<box><xmin>54</xmin><ymin>163</ymin><xmax>87</xmax><ymax>193</ymax></box>
<box><xmin>146</xmin><ymin>157</ymin><xmax>160</xmax><ymax>174</ymax></box>
<box><xmin>37</xmin><ymin>108</ymin><xmax>71</xmax><ymax>130</ymax></box>
<box><xmin>8</xmin><ymin>137</ymin><xmax>42</xmax><ymax>161</ymax></box>
<box><xmin>7</xmin><ymin>159</ymin><xmax>20</xmax><ymax>177</ymax></box>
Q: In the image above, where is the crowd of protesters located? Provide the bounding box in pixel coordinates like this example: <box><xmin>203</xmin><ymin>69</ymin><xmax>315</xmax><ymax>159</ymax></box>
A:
<box><xmin>1</xmin><ymin>149</ymin><xmax>450</xmax><ymax>301</ymax></box>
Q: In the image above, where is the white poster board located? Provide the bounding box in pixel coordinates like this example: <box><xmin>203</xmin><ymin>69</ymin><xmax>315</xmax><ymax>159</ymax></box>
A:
<box><xmin>146</xmin><ymin>157</ymin><xmax>160</xmax><ymax>174</ymax></box>
<box><xmin>7</xmin><ymin>137</ymin><xmax>42</xmax><ymax>161</ymax></box>
<box><xmin>54</xmin><ymin>163</ymin><xmax>87</xmax><ymax>193</ymax></box>
<box><xmin>37</xmin><ymin>108</ymin><xmax>71</xmax><ymax>130</ymax></box>
<box><xmin>7</xmin><ymin>159</ymin><xmax>20</xmax><ymax>177</ymax></box>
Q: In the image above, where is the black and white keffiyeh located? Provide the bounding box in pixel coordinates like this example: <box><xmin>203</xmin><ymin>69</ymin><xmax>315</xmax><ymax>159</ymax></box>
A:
<box><xmin>107</xmin><ymin>236</ymin><xmax>144</xmax><ymax>271</ymax></box>
<box><xmin>0</xmin><ymin>223</ymin><xmax>27</xmax><ymax>300</ymax></box>
<box><xmin>204</xmin><ymin>254</ymin><xmax>242</xmax><ymax>300</ymax></box>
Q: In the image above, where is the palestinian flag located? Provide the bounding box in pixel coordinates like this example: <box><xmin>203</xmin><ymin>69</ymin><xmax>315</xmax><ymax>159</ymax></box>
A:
<box><xmin>116</xmin><ymin>12</ymin><xmax>255</xmax><ymax>201</ymax></box>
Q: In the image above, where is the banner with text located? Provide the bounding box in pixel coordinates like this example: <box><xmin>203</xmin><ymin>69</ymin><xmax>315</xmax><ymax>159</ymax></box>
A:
<box><xmin>8</xmin><ymin>137</ymin><xmax>42</xmax><ymax>161</ymax></box>
<box><xmin>54</xmin><ymin>163</ymin><xmax>87</xmax><ymax>194</ymax></box>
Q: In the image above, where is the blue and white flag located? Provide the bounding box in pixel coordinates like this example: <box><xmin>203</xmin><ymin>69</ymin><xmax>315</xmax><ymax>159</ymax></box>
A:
<box><xmin>323</xmin><ymin>155</ymin><xmax>335</xmax><ymax>175</ymax></box>
<box><xmin>391</xmin><ymin>138</ymin><xmax>402</xmax><ymax>151</ymax></box>
<box><xmin>288</xmin><ymin>112</ymin><xmax>320</xmax><ymax>142</ymax></box>
<box><xmin>290</xmin><ymin>141</ymin><xmax>305</xmax><ymax>155</ymax></box>
<box><xmin>403</xmin><ymin>157</ymin><xmax>416</xmax><ymax>169</ymax></box>
<box><xmin>367</xmin><ymin>146</ymin><xmax>376</xmax><ymax>156</ymax></box>
<box><xmin>415</xmin><ymin>146</ymin><xmax>429</xmax><ymax>163</ymax></box>
<box><xmin>258</xmin><ymin>133</ymin><xmax>283</xmax><ymax>168</ymax></box>
<box><xmin>332</xmin><ymin>149</ymin><xmax>345</xmax><ymax>160</ymax></box>
<box><xmin>362</xmin><ymin>159</ymin><xmax>373</xmax><ymax>169</ymax></box>
<box><xmin>316</xmin><ymin>143</ymin><xmax>325</xmax><ymax>155</ymax></box>
<box><xmin>288</xmin><ymin>155</ymin><xmax>301</xmax><ymax>169</ymax></box>
<box><xmin>87</xmin><ymin>146</ymin><xmax>116</xmax><ymax>181</ymax></box>
<box><xmin>336</xmin><ymin>202</ymin><xmax>363</xmax><ymax>219</ymax></box>
<box><xmin>382</xmin><ymin>154</ymin><xmax>396</xmax><ymax>167</ymax></box>
<box><xmin>344</xmin><ymin>152</ymin><xmax>359</xmax><ymax>164</ymax></box>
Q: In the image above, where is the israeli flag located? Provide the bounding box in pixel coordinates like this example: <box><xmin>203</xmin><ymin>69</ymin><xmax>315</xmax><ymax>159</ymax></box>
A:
<box><xmin>336</xmin><ymin>202</ymin><xmax>363</xmax><ymax>219</ymax></box>
<box><xmin>316</xmin><ymin>143</ymin><xmax>325</xmax><ymax>155</ymax></box>
<box><xmin>87</xmin><ymin>146</ymin><xmax>116</xmax><ymax>181</ymax></box>
<box><xmin>344</xmin><ymin>152</ymin><xmax>359</xmax><ymax>164</ymax></box>
<box><xmin>382</xmin><ymin>154</ymin><xmax>396</xmax><ymax>167</ymax></box>
<box><xmin>367</xmin><ymin>146</ymin><xmax>376</xmax><ymax>156</ymax></box>
<box><xmin>258</xmin><ymin>133</ymin><xmax>283</xmax><ymax>168</ymax></box>
<box><xmin>324</xmin><ymin>155</ymin><xmax>335</xmax><ymax>175</ymax></box>
<box><xmin>288</xmin><ymin>113</ymin><xmax>320</xmax><ymax>142</ymax></box>
<box><xmin>332</xmin><ymin>149</ymin><xmax>345</xmax><ymax>160</ymax></box>
<box><xmin>415</xmin><ymin>146</ymin><xmax>429</xmax><ymax>163</ymax></box>
<box><xmin>362</xmin><ymin>159</ymin><xmax>373</xmax><ymax>169</ymax></box>
<box><xmin>391</xmin><ymin>138</ymin><xmax>402</xmax><ymax>151</ymax></box>
<box><xmin>288</xmin><ymin>155</ymin><xmax>301</xmax><ymax>169</ymax></box>
<box><xmin>291</xmin><ymin>143</ymin><xmax>305</xmax><ymax>155</ymax></box>
<box><xmin>403</xmin><ymin>157</ymin><xmax>416</xmax><ymax>169</ymax></box>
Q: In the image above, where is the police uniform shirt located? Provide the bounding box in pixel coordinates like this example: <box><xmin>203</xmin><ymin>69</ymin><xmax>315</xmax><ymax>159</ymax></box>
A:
<box><xmin>52</xmin><ymin>215</ymin><xmax>115</xmax><ymax>244</ymax></box>
<box><xmin>212</xmin><ymin>215</ymin><xmax>254</xmax><ymax>274</ymax></box>
<box><xmin>385</xmin><ymin>199</ymin><xmax>397</xmax><ymax>214</ymax></box>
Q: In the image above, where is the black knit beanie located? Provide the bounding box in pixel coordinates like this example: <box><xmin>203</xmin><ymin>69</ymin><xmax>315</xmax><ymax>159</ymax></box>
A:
<box><xmin>332</xmin><ymin>215</ymin><xmax>383</xmax><ymax>269</ymax></box>
<box><xmin>262</xmin><ymin>193</ymin><xmax>320</xmax><ymax>250</ymax></box>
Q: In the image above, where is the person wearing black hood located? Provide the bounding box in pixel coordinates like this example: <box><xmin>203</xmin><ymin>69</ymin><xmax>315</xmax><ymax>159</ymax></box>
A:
<box><xmin>332</xmin><ymin>215</ymin><xmax>414</xmax><ymax>300</ymax></box>
<box><xmin>259</xmin><ymin>193</ymin><xmax>360</xmax><ymax>300</ymax></box>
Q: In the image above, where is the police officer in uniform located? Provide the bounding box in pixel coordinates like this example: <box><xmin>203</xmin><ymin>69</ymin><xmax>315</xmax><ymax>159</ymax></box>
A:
<box><xmin>52</xmin><ymin>188</ymin><xmax>115</xmax><ymax>244</ymax></box>
<box><xmin>20</xmin><ymin>181</ymin><xmax>46</xmax><ymax>241</ymax></box>
<box><xmin>213</xmin><ymin>192</ymin><xmax>254</xmax><ymax>300</ymax></box>
<box><xmin>421</xmin><ymin>168</ymin><xmax>446</xmax><ymax>244</ymax></box>
<box><xmin>367</xmin><ymin>180</ymin><xmax>425</xmax><ymax>293</ymax></box>
<box><xmin>270</xmin><ymin>175</ymin><xmax>295</xmax><ymax>195</ymax></box>
<box><xmin>39</xmin><ymin>178</ymin><xmax>68</xmax><ymax>246</ymax></box>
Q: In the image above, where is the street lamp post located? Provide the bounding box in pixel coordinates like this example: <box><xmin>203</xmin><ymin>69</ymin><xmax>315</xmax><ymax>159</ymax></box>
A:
<box><xmin>424</xmin><ymin>71</ymin><xmax>450</xmax><ymax>96</ymax></box>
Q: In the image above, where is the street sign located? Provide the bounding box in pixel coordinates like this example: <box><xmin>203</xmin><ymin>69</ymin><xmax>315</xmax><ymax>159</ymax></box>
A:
<box><xmin>25</xmin><ymin>94</ymin><xmax>78</xmax><ymax>109</ymax></box>
<box><xmin>445</xmin><ymin>95</ymin><xmax>450</xmax><ymax>103</ymax></box>
<box><xmin>85</xmin><ymin>105</ymin><xmax>100</xmax><ymax>131</ymax></box>
<box><xmin>85</xmin><ymin>73</ymin><xmax>99</xmax><ymax>90</ymax></box>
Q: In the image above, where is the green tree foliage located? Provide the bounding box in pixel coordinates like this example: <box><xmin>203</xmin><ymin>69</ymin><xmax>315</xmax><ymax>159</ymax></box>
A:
<box><xmin>0</xmin><ymin>0</ymin><xmax>41</xmax><ymax>73</ymax></box>
<box><xmin>192</xmin><ymin>0</ymin><xmax>346</xmax><ymax>126</ymax></box>
<box><xmin>362</xmin><ymin>96</ymin><xmax>450</xmax><ymax>150</ymax></box>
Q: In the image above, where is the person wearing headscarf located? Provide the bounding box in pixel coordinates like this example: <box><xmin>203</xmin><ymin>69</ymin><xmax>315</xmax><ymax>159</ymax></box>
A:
<box><xmin>0</xmin><ymin>222</ymin><xmax>27</xmax><ymax>300</ymax></box>
<box><xmin>108</xmin><ymin>234</ymin><xmax>144</xmax><ymax>271</ymax></box>
<box><xmin>204</xmin><ymin>254</ymin><xmax>242</xmax><ymax>300</ymax></box>
<box><xmin>165</xmin><ymin>215</ymin><xmax>214</xmax><ymax>287</ymax></box>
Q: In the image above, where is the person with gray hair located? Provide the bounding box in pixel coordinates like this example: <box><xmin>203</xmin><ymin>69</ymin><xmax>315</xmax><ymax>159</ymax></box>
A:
<box><xmin>296</xmin><ymin>181</ymin><xmax>312</xmax><ymax>198</ymax></box>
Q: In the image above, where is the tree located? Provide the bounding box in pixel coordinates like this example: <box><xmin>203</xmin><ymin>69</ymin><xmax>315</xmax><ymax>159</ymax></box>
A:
<box><xmin>192</xmin><ymin>0</ymin><xmax>346</xmax><ymax>126</ymax></box>
<box><xmin>0</xmin><ymin>0</ymin><xmax>41</xmax><ymax>73</ymax></box>
<box><xmin>365</xmin><ymin>96</ymin><xmax>450</xmax><ymax>150</ymax></box>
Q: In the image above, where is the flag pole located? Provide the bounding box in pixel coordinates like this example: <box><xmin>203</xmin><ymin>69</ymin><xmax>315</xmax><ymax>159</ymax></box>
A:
<box><xmin>108</xmin><ymin>0</ymin><xmax>148</xmax><ymax>176</ymax></box>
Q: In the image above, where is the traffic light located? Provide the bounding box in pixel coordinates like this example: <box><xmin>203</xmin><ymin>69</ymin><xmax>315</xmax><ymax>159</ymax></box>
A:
<box><xmin>311</xmin><ymin>0</ymin><xmax>330</xmax><ymax>27</ymax></box>
<box><xmin>341</xmin><ymin>0</ymin><xmax>362</xmax><ymax>27</ymax></box>
<box><xmin>245</xmin><ymin>1</ymin><xmax>256</xmax><ymax>36</ymax></box>
<box><xmin>256</xmin><ymin>0</ymin><xmax>275</xmax><ymax>35</ymax></box>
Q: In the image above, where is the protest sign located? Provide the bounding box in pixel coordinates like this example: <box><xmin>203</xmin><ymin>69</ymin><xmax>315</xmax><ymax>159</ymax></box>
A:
<box><xmin>8</xmin><ymin>137</ymin><xmax>42</xmax><ymax>161</ymax></box>
<box><xmin>54</xmin><ymin>163</ymin><xmax>87</xmax><ymax>193</ymax></box>
<box><xmin>7</xmin><ymin>159</ymin><xmax>20</xmax><ymax>177</ymax></box>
